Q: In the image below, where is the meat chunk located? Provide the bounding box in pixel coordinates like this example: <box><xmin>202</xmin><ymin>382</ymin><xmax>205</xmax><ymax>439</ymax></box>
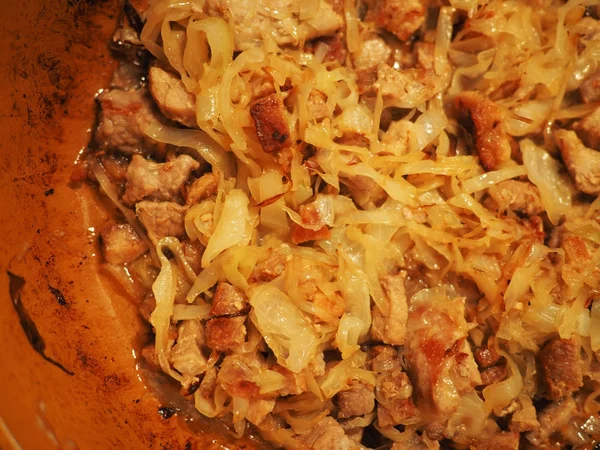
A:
<box><xmin>170</xmin><ymin>320</ymin><xmax>207</xmax><ymax>382</ymax></box>
<box><xmin>376</xmin><ymin>370</ymin><xmax>417</xmax><ymax>427</ymax></box>
<box><xmin>100</xmin><ymin>223</ymin><xmax>148</xmax><ymax>264</ymax></box>
<box><xmin>148</xmin><ymin>67</ymin><xmax>197</xmax><ymax>128</ymax></box>
<box><xmin>555</xmin><ymin>128</ymin><xmax>600</xmax><ymax>194</ymax></box>
<box><xmin>336</xmin><ymin>381</ymin><xmax>375</xmax><ymax>419</ymax></box>
<box><xmin>456</xmin><ymin>92</ymin><xmax>513</xmax><ymax>171</ymax></box>
<box><xmin>251</xmin><ymin>248</ymin><xmax>287</xmax><ymax>282</ymax></box>
<box><xmin>307</xmin><ymin>90</ymin><xmax>330</xmax><ymax>123</ymax></box>
<box><xmin>479</xmin><ymin>364</ymin><xmax>507</xmax><ymax>386</ymax></box>
<box><xmin>123</xmin><ymin>154</ymin><xmax>200</xmax><ymax>205</ymax></box>
<box><xmin>509</xmin><ymin>395</ymin><xmax>540</xmax><ymax>433</ymax></box>
<box><xmin>205</xmin><ymin>316</ymin><xmax>247</xmax><ymax>352</ymax></box>
<box><xmin>472</xmin><ymin>432</ymin><xmax>520</xmax><ymax>450</ymax></box>
<box><xmin>405</xmin><ymin>294</ymin><xmax>482</xmax><ymax>418</ymax></box>
<box><xmin>307</xmin><ymin>32</ymin><xmax>348</xmax><ymax>65</ymax></box>
<box><xmin>365</xmin><ymin>0</ymin><xmax>426</xmax><ymax>41</ymax></box>
<box><xmin>94</xmin><ymin>88</ymin><xmax>164</xmax><ymax>154</ymax></box>
<box><xmin>296</xmin><ymin>417</ymin><xmax>361</xmax><ymax>450</ymax></box>
<box><xmin>341</xmin><ymin>175</ymin><xmax>387</xmax><ymax>209</ymax></box>
<box><xmin>185</xmin><ymin>172</ymin><xmax>219</xmax><ymax>205</ymax></box>
<box><xmin>370</xmin><ymin>345</ymin><xmax>401</xmax><ymax>373</ymax></box>
<box><xmin>487</xmin><ymin>180</ymin><xmax>544</xmax><ymax>216</ymax></box>
<box><xmin>136</xmin><ymin>201</ymin><xmax>188</xmax><ymax>245</ymax></box>
<box><xmin>369</xmin><ymin>65</ymin><xmax>443</xmax><ymax>108</ymax></box>
<box><xmin>250</xmin><ymin>94</ymin><xmax>292</xmax><ymax>154</ymax></box>
<box><xmin>474</xmin><ymin>344</ymin><xmax>502</xmax><ymax>369</ymax></box>
<box><xmin>291</xmin><ymin>201</ymin><xmax>332</xmax><ymax>244</ymax></box>
<box><xmin>580</xmin><ymin>71</ymin><xmax>600</xmax><ymax>103</ymax></box>
<box><xmin>539</xmin><ymin>337</ymin><xmax>582</xmax><ymax>400</ymax></box>
<box><xmin>573</xmin><ymin>106</ymin><xmax>600</xmax><ymax>149</ymax></box>
<box><xmin>526</xmin><ymin>397</ymin><xmax>576</xmax><ymax>447</ymax></box>
<box><xmin>205</xmin><ymin>0</ymin><xmax>343</xmax><ymax>51</ymax></box>
<box><xmin>210</xmin><ymin>282</ymin><xmax>249</xmax><ymax>317</ymax></box>
<box><xmin>415</xmin><ymin>42</ymin><xmax>435</xmax><ymax>71</ymax></box>
<box><xmin>372</xmin><ymin>272</ymin><xmax>408</xmax><ymax>346</ymax></box>
<box><xmin>352</xmin><ymin>36</ymin><xmax>392</xmax><ymax>70</ymax></box>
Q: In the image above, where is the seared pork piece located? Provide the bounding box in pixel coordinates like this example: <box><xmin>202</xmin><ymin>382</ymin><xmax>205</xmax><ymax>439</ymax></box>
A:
<box><xmin>370</xmin><ymin>345</ymin><xmax>401</xmax><ymax>373</ymax></box>
<box><xmin>479</xmin><ymin>364</ymin><xmax>508</xmax><ymax>386</ymax></box>
<box><xmin>170</xmin><ymin>320</ymin><xmax>207</xmax><ymax>380</ymax></box>
<box><xmin>371</xmin><ymin>272</ymin><xmax>408</xmax><ymax>346</ymax></box>
<box><xmin>526</xmin><ymin>396</ymin><xmax>576</xmax><ymax>446</ymax></box>
<box><xmin>185</xmin><ymin>172</ymin><xmax>219</xmax><ymax>205</ymax></box>
<box><xmin>250</xmin><ymin>248</ymin><xmax>287</xmax><ymax>282</ymax></box>
<box><xmin>336</xmin><ymin>381</ymin><xmax>375</xmax><ymax>419</ymax></box>
<box><xmin>487</xmin><ymin>180</ymin><xmax>544</xmax><ymax>216</ymax></box>
<box><xmin>405</xmin><ymin>295</ymin><xmax>482</xmax><ymax>418</ymax></box>
<box><xmin>341</xmin><ymin>175</ymin><xmax>387</xmax><ymax>209</ymax></box>
<box><xmin>376</xmin><ymin>370</ymin><xmax>417</xmax><ymax>427</ymax></box>
<box><xmin>210</xmin><ymin>282</ymin><xmax>249</xmax><ymax>317</ymax></box>
<box><xmin>291</xmin><ymin>201</ymin><xmax>332</xmax><ymax>245</ymax></box>
<box><xmin>365</xmin><ymin>0</ymin><xmax>427</xmax><ymax>41</ymax></box>
<box><xmin>307</xmin><ymin>90</ymin><xmax>329</xmax><ymax>123</ymax></box>
<box><xmin>136</xmin><ymin>201</ymin><xmax>188</xmax><ymax>245</ymax></box>
<box><xmin>148</xmin><ymin>67</ymin><xmax>197</xmax><ymax>128</ymax></box>
<box><xmin>362</xmin><ymin>65</ymin><xmax>443</xmax><ymax>108</ymax></box>
<box><xmin>100</xmin><ymin>223</ymin><xmax>148</xmax><ymax>264</ymax></box>
<box><xmin>415</xmin><ymin>42</ymin><xmax>435</xmax><ymax>71</ymax></box>
<box><xmin>307</xmin><ymin>32</ymin><xmax>348</xmax><ymax>65</ymax></box>
<box><xmin>296</xmin><ymin>417</ymin><xmax>363</xmax><ymax>450</ymax></box>
<box><xmin>95</xmin><ymin>88</ymin><xmax>164</xmax><ymax>154</ymax></box>
<box><xmin>204</xmin><ymin>0</ymin><xmax>343</xmax><ymax>51</ymax></box>
<box><xmin>555</xmin><ymin>129</ymin><xmax>600</xmax><ymax>194</ymax></box>
<box><xmin>205</xmin><ymin>316</ymin><xmax>247</xmax><ymax>352</ymax></box>
<box><xmin>580</xmin><ymin>71</ymin><xmax>600</xmax><ymax>103</ymax></box>
<box><xmin>573</xmin><ymin>106</ymin><xmax>600</xmax><ymax>149</ymax></box>
<box><xmin>352</xmin><ymin>36</ymin><xmax>392</xmax><ymax>70</ymax></box>
<box><xmin>250</xmin><ymin>94</ymin><xmax>292</xmax><ymax>154</ymax></box>
<box><xmin>539</xmin><ymin>337</ymin><xmax>582</xmax><ymax>400</ymax></box>
<box><xmin>123</xmin><ymin>154</ymin><xmax>200</xmax><ymax>205</ymax></box>
<box><xmin>456</xmin><ymin>92</ymin><xmax>513</xmax><ymax>171</ymax></box>
<box><xmin>473</xmin><ymin>431</ymin><xmax>520</xmax><ymax>450</ymax></box>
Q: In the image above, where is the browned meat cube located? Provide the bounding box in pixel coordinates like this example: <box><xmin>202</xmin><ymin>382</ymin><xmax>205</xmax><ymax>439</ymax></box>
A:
<box><xmin>250</xmin><ymin>94</ymin><xmax>292</xmax><ymax>153</ymax></box>
<box><xmin>370</xmin><ymin>345</ymin><xmax>401</xmax><ymax>373</ymax></box>
<box><xmin>251</xmin><ymin>249</ymin><xmax>287</xmax><ymax>282</ymax></box>
<box><xmin>456</xmin><ymin>91</ymin><xmax>513</xmax><ymax>171</ymax></box>
<box><xmin>100</xmin><ymin>223</ymin><xmax>148</xmax><ymax>264</ymax></box>
<box><xmin>336</xmin><ymin>381</ymin><xmax>375</xmax><ymax>419</ymax></box>
<box><xmin>539</xmin><ymin>337</ymin><xmax>583</xmax><ymax>400</ymax></box>
<box><xmin>148</xmin><ymin>67</ymin><xmax>197</xmax><ymax>128</ymax></box>
<box><xmin>123</xmin><ymin>154</ymin><xmax>200</xmax><ymax>205</ymax></box>
<box><xmin>526</xmin><ymin>397</ymin><xmax>576</xmax><ymax>447</ymax></box>
<box><xmin>573</xmin><ymin>106</ymin><xmax>600</xmax><ymax>149</ymax></box>
<box><xmin>371</xmin><ymin>272</ymin><xmax>408</xmax><ymax>346</ymax></box>
<box><xmin>365</xmin><ymin>0</ymin><xmax>427</xmax><ymax>41</ymax></box>
<box><xmin>376</xmin><ymin>370</ymin><xmax>417</xmax><ymax>427</ymax></box>
<box><xmin>580</xmin><ymin>71</ymin><xmax>600</xmax><ymax>103</ymax></box>
<box><xmin>555</xmin><ymin>129</ymin><xmax>600</xmax><ymax>195</ymax></box>
<box><xmin>487</xmin><ymin>180</ymin><xmax>544</xmax><ymax>216</ymax></box>
<box><xmin>205</xmin><ymin>316</ymin><xmax>247</xmax><ymax>352</ymax></box>
<box><xmin>136</xmin><ymin>201</ymin><xmax>188</xmax><ymax>245</ymax></box>
<box><xmin>185</xmin><ymin>172</ymin><xmax>218</xmax><ymax>205</ymax></box>
<box><xmin>210</xmin><ymin>282</ymin><xmax>249</xmax><ymax>317</ymax></box>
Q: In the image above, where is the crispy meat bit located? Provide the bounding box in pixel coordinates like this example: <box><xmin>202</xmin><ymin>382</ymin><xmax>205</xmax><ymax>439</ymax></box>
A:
<box><xmin>291</xmin><ymin>202</ymin><xmax>332</xmax><ymax>244</ymax></box>
<box><xmin>371</xmin><ymin>345</ymin><xmax>402</xmax><ymax>373</ymax></box>
<box><xmin>539</xmin><ymin>337</ymin><xmax>583</xmax><ymax>400</ymax></box>
<box><xmin>373</xmin><ymin>65</ymin><xmax>443</xmax><ymax>108</ymax></box>
<box><xmin>487</xmin><ymin>180</ymin><xmax>544</xmax><ymax>216</ymax></box>
<box><xmin>341</xmin><ymin>174</ymin><xmax>388</xmax><ymax>209</ymax></box>
<box><xmin>123</xmin><ymin>154</ymin><xmax>200</xmax><ymax>205</ymax></box>
<box><xmin>376</xmin><ymin>370</ymin><xmax>417</xmax><ymax>427</ymax></box>
<box><xmin>250</xmin><ymin>94</ymin><xmax>292</xmax><ymax>153</ymax></box>
<box><xmin>296</xmin><ymin>417</ymin><xmax>359</xmax><ymax>450</ymax></box>
<box><xmin>555</xmin><ymin>128</ymin><xmax>600</xmax><ymax>194</ymax></box>
<box><xmin>573</xmin><ymin>106</ymin><xmax>600</xmax><ymax>149</ymax></box>
<box><xmin>185</xmin><ymin>172</ymin><xmax>219</xmax><ymax>205</ymax></box>
<box><xmin>100</xmin><ymin>223</ymin><xmax>148</xmax><ymax>264</ymax></box>
<box><xmin>372</xmin><ymin>272</ymin><xmax>408</xmax><ymax>346</ymax></box>
<box><xmin>205</xmin><ymin>0</ymin><xmax>343</xmax><ymax>51</ymax></box>
<box><xmin>456</xmin><ymin>91</ymin><xmax>513</xmax><ymax>171</ymax></box>
<box><xmin>170</xmin><ymin>320</ymin><xmax>207</xmax><ymax>380</ymax></box>
<box><xmin>148</xmin><ymin>67</ymin><xmax>197</xmax><ymax>128</ymax></box>
<box><xmin>526</xmin><ymin>397</ymin><xmax>576</xmax><ymax>447</ymax></box>
<box><xmin>307</xmin><ymin>32</ymin><xmax>348</xmax><ymax>65</ymax></box>
<box><xmin>251</xmin><ymin>249</ymin><xmax>287</xmax><ymax>282</ymax></box>
<box><xmin>205</xmin><ymin>316</ymin><xmax>247</xmax><ymax>352</ymax></box>
<box><xmin>136</xmin><ymin>201</ymin><xmax>188</xmax><ymax>245</ymax></box>
<box><xmin>95</xmin><ymin>88</ymin><xmax>164</xmax><ymax>154</ymax></box>
<box><xmin>210</xmin><ymin>282</ymin><xmax>249</xmax><ymax>317</ymax></box>
<box><xmin>480</xmin><ymin>364</ymin><xmax>508</xmax><ymax>386</ymax></box>
<box><xmin>365</xmin><ymin>0</ymin><xmax>426</xmax><ymax>41</ymax></box>
<box><xmin>580</xmin><ymin>71</ymin><xmax>600</xmax><ymax>103</ymax></box>
<box><xmin>352</xmin><ymin>36</ymin><xmax>392</xmax><ymax>70</ymax></box>
<box><xmin>474</xmin><ymin>344</ymin><xmax>502</xmax><ymax>369</ymax></box>
<box><xmin>405</xmin><ymin>296</ymin><xmax>482</xmax><ymax>418</ymax></box>
<box><xmin>307</xmin><ymin>90</ymin><xmax>329</xmax><ymax>123</ymax></box>
<box><xmin>336</xmin><ymin>381</ymin><xmax>375</xmax><ymax>419</ymax></box>
<box><xmin>415</xmin><ymin>42</ymin><xmax>435</xmax><ymax>71</ymax></box>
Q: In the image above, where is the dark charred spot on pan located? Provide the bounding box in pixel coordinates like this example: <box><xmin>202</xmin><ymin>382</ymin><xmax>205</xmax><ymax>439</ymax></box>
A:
<box><xmin>44</xmin><ymin>188</ymin><xmax>55</xmax><ymax>196</ymax></box>
<box><xmin>7</xmin><ymin>271</ymin><xmax>74</xmax><ymax>376</ymax></box>
<box><xmin>158</xmin><ymin>406</ymin><xmax>177</xmax><ymax>420</ymax></box>
<box><xmin>48</xmin><ymin>284</ymin><xmax>68</xmax><ymax>307</ymax></box>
